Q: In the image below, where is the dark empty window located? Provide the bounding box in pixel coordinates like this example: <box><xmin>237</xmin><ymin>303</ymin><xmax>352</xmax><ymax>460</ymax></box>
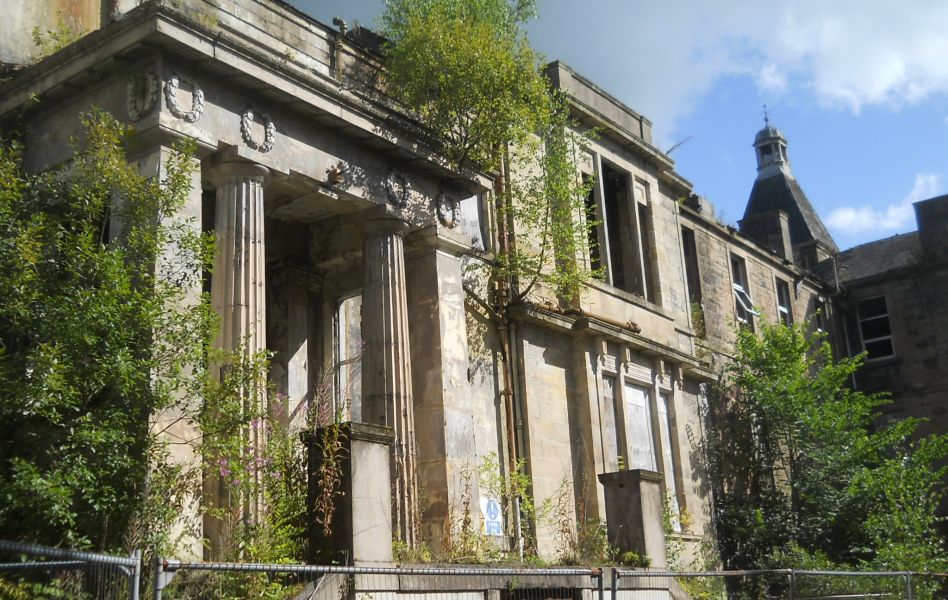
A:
<box><xmin>582</xmin><ymin>173</ymin><xmax>602</xmax><ymax>274</ymax></box>
<box><xmin>681</xmin><ymin>227</ymin><xmax>701</xmax><ymax>304</ymax></box>
<box><xmin>857</xmin><ymin>296</ymin><xmax>894</xmax><ymax>359</ymax></box>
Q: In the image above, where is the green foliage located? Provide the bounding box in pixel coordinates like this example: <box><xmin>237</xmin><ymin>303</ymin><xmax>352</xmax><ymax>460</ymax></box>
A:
<box><xmin>0</xmin><ymin>110</ymin><xmax>210</xmax><ymax>551</ymax></box>
<box><xmin>381</xmin><ymin>0</ymin><xmax>547</xmax><ymax>171</ymax></box>
<box><xmin>706</xmin><ymin>320</ymin><xmax>948</xmax><ymax>572</ymax></box>
<box><xmin>381</xmin><ymin>0</ymin><xmax>600</xmax><ymax>304</ymax></box>
<box><xmin>32</xmin><ymin>17</ymin><xmax>85</xmax><ymax>60</ymax></box>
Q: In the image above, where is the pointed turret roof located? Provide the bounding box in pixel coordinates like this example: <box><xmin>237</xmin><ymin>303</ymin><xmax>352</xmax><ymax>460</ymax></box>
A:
<box><xmin>742</xmin><ymin>121</ymin><xmax>838</xmax><ymax>253</ymax></box>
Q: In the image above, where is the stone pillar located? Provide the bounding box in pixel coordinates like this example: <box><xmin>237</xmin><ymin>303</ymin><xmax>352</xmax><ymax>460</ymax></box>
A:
<box><xmin>598</xmin><ymin>469</ymin><xmax>668</xmax><ymax>567</ymax></box>
<box><xmin>361</xmin><ymin>210</ymin><xmax>419</xmax><ymax>547</ymax></box>
<box><xmin>204</xmin><ymin>157</ymin><xmax>269</xmax><ymax>554</ymax></box>
<box><xmin>305</xmin><ymin>423</ymin><xmax>396</xmax><ymax>566</ymax></box>
<box><xmin>139</xmin><ymin>146</ymin><xmax>205</xmax><ymax>559</ymax></box>
<box><xmin>405</xmin><ymin>227</ymin><xmax>474</xmax><ymax>552</ymax></box>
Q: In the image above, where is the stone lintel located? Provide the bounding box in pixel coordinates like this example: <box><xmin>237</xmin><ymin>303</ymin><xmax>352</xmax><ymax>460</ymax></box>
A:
<box><xmin>573</xmin><ymin>316</ymin><xmax>700</xmax><ymax>369</ymax></box>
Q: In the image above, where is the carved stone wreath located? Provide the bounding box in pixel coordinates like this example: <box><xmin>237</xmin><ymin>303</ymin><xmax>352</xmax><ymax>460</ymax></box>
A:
<box><xmin>163</xmin><ymin>74</ymin><xmax>205</xmax><ymax>123</ymax></box>
<box><xmin>385</xmin><ymin>170</ymin><xmax>411</xmax><ymax>208</ymax></box>
<box><xmin>126</xmin><ymin>70</ymin><xmax>159</xmax><ymax>122</ymax></box>
<box><xmin>240</xmin><ymin>109</ymin><xmax>276</xmax><ymax>153</ymax></box>
<box><xmin>435</xmin><ymin>191</ymin><xmax>460</xmax><ymax>228</ymax></box>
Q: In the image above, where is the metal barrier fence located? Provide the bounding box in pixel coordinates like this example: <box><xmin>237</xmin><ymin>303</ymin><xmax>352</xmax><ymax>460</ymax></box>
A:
<box><xmin>153</xmin><ymin>560</ymin><xmax>604</xmax><ymax>599</ymax></box>
<box><xmin>611</xmin><ymin>569</ymin><xmax>944</xmax><ymax>600</ymax></box>
<box><xmin>3</xmin><ymin>541</ymin><xmax>943</xmax><ymax>600</ymax></box>
<box><xmin>0</xmin><ymin>539</ymin><xmax>141</xmax><ymax>600</ymax></box>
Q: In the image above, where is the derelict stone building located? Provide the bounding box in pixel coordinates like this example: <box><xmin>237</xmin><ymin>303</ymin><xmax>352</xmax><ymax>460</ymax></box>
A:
<box><xmin>1</xmin><ymin>0</ymin><xmax>856</xmax><ymax>571</ymax></box>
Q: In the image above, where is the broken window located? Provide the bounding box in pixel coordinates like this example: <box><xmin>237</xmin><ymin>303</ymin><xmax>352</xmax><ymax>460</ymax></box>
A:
<box><xmin>730</xmin><ymin>254</ymin><xmax>758</xmax><ymax>330</ymax></box>
<box><xmin>857</xmin><ymin>296</ymin><xmax>894</xmax><ymax>359</ymax></box>
<box><xmin>775</xmin><ymin>278</ymin><xmax>792</xmax><ymax>326</ymax></box>
<box><xmin>598</xmin><ymin>161</ymin><xmax>660</xmax><ymax>302</ymax></box>
<box><xmin>334</xmin><ymin>294</ymin><xmax>363</xmax><ymax>420</ymax></box>
<box><xmin>657</xmin><ymin>392</ymin><xmax>681</xmax><ymax>532</ymax></box>
<box><xmin>681</xmin><ymin>227</ymin><xmax>702</xmax><ymax>304</ymax></box>
<box><xmin>602</xmin><ymin>163</ymin><xmax>630</xmax><ymax>291</ymax></box>
<box><xmin>814</xmin><ymin>298</ymin><xmax>827</xmax><ymax>332</ymax></box>
<box><xmin>582</xmin><ymin>173</ymin><xmax>603</xmax><ymax>274</ymax></box>
<box><xmin>634</xmin><ymin>181</ymin><xmax>660</xmax><ymax>304</ymax></box>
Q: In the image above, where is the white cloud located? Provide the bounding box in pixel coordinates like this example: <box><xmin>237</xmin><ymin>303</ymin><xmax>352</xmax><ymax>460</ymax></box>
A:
<box><xmin>529</xmin><ymin>0</ymin><xmax>948</xmax><ymax>139</ymax></box>
<box><xmin>826</xmin><ymin>173</ymin><xmax>942</xmax><ymax>234</ymax></box>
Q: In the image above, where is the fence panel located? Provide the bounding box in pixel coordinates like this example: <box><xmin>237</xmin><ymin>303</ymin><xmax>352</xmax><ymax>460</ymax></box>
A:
<box><xmin>0</xmin><ymin>539</ymin><xmax>141</xmax><ymax>600</ymax></box>
<box><xmin>154</xmin><ymin>561</ymin><xmax>604</xmax><ymax>600</ymax></box>
<box><xmin>613</xmin><ymin>569</ymin><xmax>792</xmax><ymax>600</ymax></box>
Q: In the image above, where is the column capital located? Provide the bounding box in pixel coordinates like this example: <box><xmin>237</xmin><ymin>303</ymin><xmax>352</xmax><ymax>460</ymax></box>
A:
<box><xmin>205</xmin><ymin>156</ymin><xmax>269</xmax><ymax>188</ymax></box>
<box><xmin>363</xmin><ymin>205</ymin><xmax>410</xmax><ymax>238</ymax></box>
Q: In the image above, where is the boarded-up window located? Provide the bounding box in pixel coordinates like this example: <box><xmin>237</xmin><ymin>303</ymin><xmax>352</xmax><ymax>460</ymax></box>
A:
<box><xmin>624</xmin><ymin>382</ymin><xmax>656</xmax><ymax>471</ymax></box>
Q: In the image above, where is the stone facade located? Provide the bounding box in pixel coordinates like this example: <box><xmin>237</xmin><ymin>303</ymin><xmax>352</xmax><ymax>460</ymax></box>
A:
<box><xmin>832</xmin><ymin>195</ymin><xmax>948</xmax><ymax>529</ymax></box>
<box><xmin>0</xmin><ymin>0</ymin><xmax>861</xmax><ymax>570</ymax></box>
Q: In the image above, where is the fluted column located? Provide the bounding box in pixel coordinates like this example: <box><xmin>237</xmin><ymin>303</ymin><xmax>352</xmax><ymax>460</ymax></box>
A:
<box><xmin>204</xmin><ymin>158</ymin><xmax>269</xmax><ymax>554</ymax></box>
<box><xmin>362</xmin><ymin>213</ymin><xmax>419</xmax><ymax>547</ymax></box>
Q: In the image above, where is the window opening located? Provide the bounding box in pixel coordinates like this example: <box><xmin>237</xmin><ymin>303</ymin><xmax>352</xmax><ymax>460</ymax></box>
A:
<box><xmin>634</xmin><ymin>181</ymin><xmax>659</xmax><ymax>303</ymax></box>
<box><xmin>624</xmin><ymin>382</ymin><xmax>657</xmax><ymax>471</ymax></box>
<box><xmin>334</xmin><ymin>294</ymin><xmax>363</xmax><ymax>420</ymax></box>
<box><xmin>602</xmin><ymin>164</ymin><xmax>629</xmax><ymax>291</ymax></box>
<box><xmin>582</xmin><ymin>173</ymin><xmax>602</xmax><ymax>274</ymax></box>
<box><xmin>857</xmin><ymin>296</ymin><xmax>894</xmax><ymax>359</ymax></box>
<box><xmin>681</xmin><ymin>227</ymin><xmax>702</xmax><ymax>304</ymax></box>
<box><xmin>814</xmin><ymin>298</ymin><xmax>827</xmax><ymax>332</ymax></box>
<box><xmin>658</xmin><ymin>392</ymin><xmax>681</xmax><ymax>532</ymax></box>
<box><xmin>776</xmin><ymin>278</ymin><xmax>793</xmax><ymax>326</ymax></box>
<box><xmin>730</xmin><ymin>254</ymin><xmax>758</xmax><ymax>330</ymax></box>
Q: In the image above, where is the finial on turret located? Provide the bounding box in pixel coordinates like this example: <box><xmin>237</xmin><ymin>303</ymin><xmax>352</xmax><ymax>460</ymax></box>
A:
<box><xmin>763</xmin><ymin>104</ymin><xmax>770</xmax><ymax>126</ymax></box>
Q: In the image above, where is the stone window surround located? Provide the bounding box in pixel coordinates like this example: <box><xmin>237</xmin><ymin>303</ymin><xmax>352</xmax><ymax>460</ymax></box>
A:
<box><xmin>587</xmin><ymin>151</ymin><xmax>662</xmax><ymax>305</ymax></box>
<box><xmin>597</xmin><ymin>342</ymin><xmax>686</xmax><ymax>517</ymax></box>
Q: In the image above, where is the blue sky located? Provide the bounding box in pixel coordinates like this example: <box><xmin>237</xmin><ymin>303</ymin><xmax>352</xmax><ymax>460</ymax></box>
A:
<box><xmin>291</xmin><ymin>0</ymin><xmax>948</xmax><ymax>250</ymax></box>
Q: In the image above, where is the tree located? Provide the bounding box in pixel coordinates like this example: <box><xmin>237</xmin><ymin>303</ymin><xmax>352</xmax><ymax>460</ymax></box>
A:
<box><xmin>705</xmin><ymin>320</ymin><xmax>948</xmax><ymax>572</ymax></box>
<box><xmin>380</xmin><ymin>0</ymin><xmax>598</xmax><ymax>304</ymax></box>
<box><xmin>0</xmin><ymin>110</ymin><xmax>211</xmax><ymax>551</ymax></box>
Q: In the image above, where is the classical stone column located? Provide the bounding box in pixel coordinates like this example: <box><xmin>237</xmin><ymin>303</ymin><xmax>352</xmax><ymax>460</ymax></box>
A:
<box><xmin>361</xmin><ymin>211</ymin><xmax>419</xmax><ymax>547</ymax></box>
<box><xmin>204</xmin><ymin>157</ymin><xmax>269</xmax><ymax>554</ymax></box>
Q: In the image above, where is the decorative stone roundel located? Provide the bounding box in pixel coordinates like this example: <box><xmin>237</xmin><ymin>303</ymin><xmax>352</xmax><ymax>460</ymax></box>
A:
<box><xmin>126</xmin><ymin>70</ymin><xmax>159</xmax><ymax>122</ymax></box>
<box><xmin>240</xmin><ymin>109</ymin><xmax>276</xmax><ymax>153</ymax></box>
<box><xmin>385</xmin><ymin>170</ymin><xmax>410</xmax><ymax>208</ymax></box>
<box><xmin>163</xmin><ymin>74</ymin><xmax>205</xmax><ymax>123</ymax></box>
<box><xmin>436</xmin><ymin>191</ymin><xmax>459</xmax><ymax>228</ymax></box>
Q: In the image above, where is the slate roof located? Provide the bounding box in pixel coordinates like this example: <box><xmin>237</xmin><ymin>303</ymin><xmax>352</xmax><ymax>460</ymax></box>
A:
<box><xmin>743</xmin><ymin>171</ymin><xmax>839</xmax><ymax>252</ymax></box>
<box><xmin>755</xmin><ymin>125</ymin><xmax>785</xmax><ymax>143</ymax></box>
<box><xmin>836</xmin><ymin>232</ymin><xmax>920</xmax><ymax>283</ymax></box>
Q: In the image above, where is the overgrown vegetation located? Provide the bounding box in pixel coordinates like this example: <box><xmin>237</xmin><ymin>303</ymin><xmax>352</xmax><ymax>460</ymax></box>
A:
<box><xmin>381</xmin><ymin>0</ymin><xmax>599</xmax><ymax>304</ymax></box>
<box><xmin>705</xmin><ymin>320</ymin><xmax>948</xmax><ymax>573</ymax></box>
<box><xmin>32</xmin><ymin>17</ymin><xmax>85</xmax><ymax>60</ymax></box>
<box><xmin>0</xmin><ymin>110</ymin><xmax>210</xmax><ymax>551</ymax></box>
<box><xmin>0</xmin><ymin>111</ymin><xmax>313</xmax><ymax>598</ymax></box>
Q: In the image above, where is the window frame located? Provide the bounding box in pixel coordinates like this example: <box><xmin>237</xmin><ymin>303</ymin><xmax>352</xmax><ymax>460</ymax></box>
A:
<box><xmin>775</xmin><ymin>277</ymin><xmax>793</xmax><ymax>326</ymax></box>
<box><xmin>856</xmin><ymin>295</ymin><xmax>895</xmax><ymax>360</ymax></box>
<box><xmin>730</xmin><ymin>253</ymin><xmax>759</xmax><ymax>329</ymax></box>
